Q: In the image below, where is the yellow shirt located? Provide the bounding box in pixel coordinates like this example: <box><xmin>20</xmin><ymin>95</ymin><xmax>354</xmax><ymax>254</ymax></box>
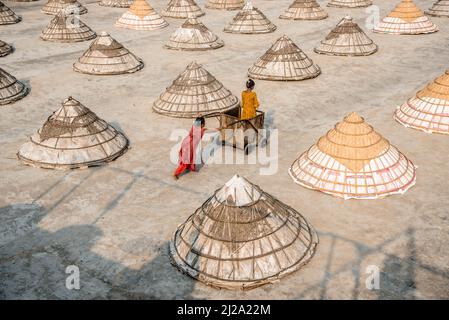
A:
<box><xmin>241</xmin><ymin>91</ymin><xmax>260</xmax><ymax>120</ymax></box>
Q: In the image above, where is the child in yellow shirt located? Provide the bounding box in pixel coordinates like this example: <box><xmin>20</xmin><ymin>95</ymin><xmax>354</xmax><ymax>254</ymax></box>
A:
<box><xmin>241</xmin><ymin>79</ymin><xmax>260</xmax><ymax>120</ymax></box>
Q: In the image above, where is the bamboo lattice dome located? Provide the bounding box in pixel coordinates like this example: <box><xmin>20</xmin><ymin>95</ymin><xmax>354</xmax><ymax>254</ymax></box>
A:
<box><xmin>164</xmin><ymin>18</ymin><xmax>224</xmax><ymax>51</ymax></box>
<box><xmin>99</xmin><ymin>0</ymin><xmax>133</xmax><ymax>8</ymax></box>
<box><xmin>40</xmin><ymin>11</ymin><xmax>96</xmax><ymax>42</ymax></box>
<box><xmin>73</xmin><ymin>31</ymin><xmax>144</xmax><ymax>75</ymax></box>
<box><xmin>395</xmin><ymin>70</ymin><xmax>449</xmax><ymax>134</ymax></box>
<box><xmin>279</xmin><ymin>0</ymin><xmax>328</xmax><ymax>20</ymax></box>
<box><xmin>248</xmin><ymin>35</ymin><xmax>321</xmax><ymax>81</ymax></box>
<box><xmin>373</xmin><ymin>0</ymin><xmax>438</xmax><ymax>35</ymax></box>
<box><xmin>426</xmin><ymin>0</ymin><xmax>449</xmax><ymax>17</ymax></box>
<box><xmin>314</xmin><ymin>16</ymin><xmax>378</xmax><ymax>56</ymax></box>
<box><xmin>327</xmin><ymin>0</ymin><xmax>372</xmax><ymax>8</ymax></box>
<box><xmin>224</xmin><ymin>2</ymin><xmax>277</xmax><ymax>34</ymax></box>
<box><xmin>0</xmin><ymin>39</ymin><xmax>13</xmax><ymax>57</ymax></box>
<box><xmin>289</xmin><ymin>112</ymin><xmax>417</xmax><ymax>200</ymax></box>
<box><xmin>205</xmin><ymin>0</ymin><xmax>244</xmax><ymax>10</ymax></box>
<box><xmin>18</xmin><ymin>97</ymin><xmax>129</xmax><ymax>170</ymax></box>
<box><xmin>115</xmin><ymin>0</ymin><xmax>168</xmax><ymax>31</ymax></box>
<box><xmin>170</xmin><ymin>175</ymin><xmax>318</xmax><ymax>290</ymax></box>
<box><xmin>41</xmin><ymin>0</ymin><xmax>88</xmax><ymax>16</ymax></box>
<box><xmin>0</xmin><ymin>67</ymin><xmax>28</xmax><ymax>105</ymax></box>
<box><xmin>161</xmin><ymin>0</ymin><xmax>205</xmax><ymax>19</ymax></box>
<box><xmin>0</xmin><ymin>1</ymin><xmax>21</xmax><ymax>25</ymax></box>
<box><xmin>153</xmin><ymin>62</ymin><xmax>239</xmax><ymax>118</ymax></box>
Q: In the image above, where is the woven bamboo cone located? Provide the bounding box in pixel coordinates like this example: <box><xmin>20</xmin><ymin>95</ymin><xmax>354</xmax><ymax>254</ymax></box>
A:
<box><xmin>0</xmin><ymin>39</ymin><xmax>13</xmax><ymax>57</ymax></box>
<box><xmin>161</xmin><ymin>0</ymin><xmax>205</xmax><ymax>19</ymax></box>
<box><xmin>205</xmin><ymin>0</ymin><xmax>244</xmax><ymax>10</ymax></box>
<box><xmin>327</xmin><ymin>0</ymin><xmax>372</xmax><ymax>8</ymax></box>
<box><xmin>0</xmin><ymin>1</ymin><xmax>21</xmax><ymax>25</ymax></box>
<box><xmin>280</xmin><ymin>0</ymin><xmax>328</xmax><ymax>20</ymax></box>
<box><xmin>153</xmin><ymin>61</ymin><xmax>239</xmax><ymax>118</ymax></box>
<box><xmin>426</xmin><ymin>0</ymin><xmax>449</xmax><ymax>17</ymax></box>
<box><xmin>164</xmin><ymin>18</ymin><xmax>224</xmax><ymax>51</ymax></box>
<box><xmin>315</xmin><ymin>16</ymin><xmax>377</xmax><ymax>56</ymax></box>
<box><xmin>373</xmin><ymin>0</ymin><xmax>438</xmax><ymax>35</ymax></box>
<box><xmin>170</xmin><ymin>175</ymin><xmax>318</xmax><ymax>290</ymax></box>
<box><xmin>289</xmin><ymin>112</ymin><xmax>417</xmax><ymax>200</ymax></box>
<box><xmin>41</xmin><ymin>0</ymin><xmax>88</xmax><ymax>16</ymax></box>
<box><xmin>115</xmin><ymin>0</ymin><xmax>168</xmax><ymax>31</ymax></box>
<box><xmin>18</xmin><ymin>97</ymin><xmax>129</xmax><ymax>170</ymax></box>
<box><xmin>248</xmin><ymin>35</ymin><xmax>321</xmax><ymax>81</ymax></box>
<box><xmin>395</xmin><ymin>70</ymin><xmax>449</xmax><ymax>135</ymax></box>
<box><xmin>224</xmin><ymin>2</ymin><xmax>276</xmax><ymax>34</ymax></box>
<box><xmin>0</xmin><ymin>67</ymin><xmax>28</xmax><ymax>105</ymax></box>
<box><xmin>99</xmin><ymin>0</ymin><xmax>133</xmax><ymax>8</ymax></box>
<box><xmin>40</xmin><ymin>11</ymin><xmax>96</xmax><ymax>43</ymax></box>
<box><xmin>73</xmin><ymin>31</ymin><xmax>144</xmax><ymax>75</ymax></box>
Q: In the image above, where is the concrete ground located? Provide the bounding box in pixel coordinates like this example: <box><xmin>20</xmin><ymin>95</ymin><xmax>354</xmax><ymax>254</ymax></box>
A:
<box><xmin>1</xmin><ymin>0</ymin><xmax>448</xmax><ymax>299</ymax></box>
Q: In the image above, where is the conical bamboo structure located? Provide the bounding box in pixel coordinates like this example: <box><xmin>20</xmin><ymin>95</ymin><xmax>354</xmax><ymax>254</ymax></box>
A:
<box><xmin>41</xmin><ymin>0</ymin><xmax>88</xmax><ymax>16</ymax></box>
<box><xmin>327</xmin><ymin>0</ymin><xmax>372</xmax><ymax>8</ymax></box>
<box><xmin>373</xmin><ymin>0</ymin><xmax>438</xmax><ymax>35</ymax></box>
<box><xmin>18</xmin><ymin>97</ymin><xmax>129</xmax><ymax>170</ymax></box>
<box><xmin>395</xmin><ymin>70</ymin><xmax>449</xmax><ymax>134</ymax></box>
<box><xmin>40</xmin><ymin>11</ymin><xmax>96</xmax><ymax>42</ymax></box>
<box><xmin>73</xmin><ymin>31</ymin><xmax>144</xmax><ymax>75</ymax></box>
<box><xmin>224</xmin><ymin>2</ymin><xmax>276</xmax><ymax>34</ymax></box>
<box><xmin>289</xmin><ymin>112</ymin><xmax>417</xmax><ymax>200</ymax></box>
<box><xmin>170</xmin><ymin>175</ymin><xmax>318</xmax><ymax>290</ymax></box>
<box><xmin>0</xmin><ymin>1</ymin><xmax>21</xmax><ymax>25</ymax></box>
<box><xmin>0</xmin><ymin>67</ymin><xmax>28</xmax><ymax>105</ymax></box>
<box><xmin>280</xmin><ymin>0</ymin><xmax>328</xmax><ymax>20</ymax></box>
<box><xmin>248</xmin><ymin>35</ymin><xmax>321</xmax><ymax>81</ymax></box>
<box><xmin>315</xmin><ymin>16</ymin><xmax>378</xmax><ymax>56</ymax></box>
<box><xmin>161</xmin><ymin>0</ymin><xmax>205</xmax><ymax>19</ymax></box>
<box><xmin>153</xmin><ymin>62</ymin><xmax>239</xmax><ymax>118</ymax></box>
<box><xmin>205</xmin><ymin>0</ymin><xmax>244</xmax><ymax>10</ymax></box>
<box><xmin>99</xmin><ymin>0</ymin><xmax>133</xmax><ymax>8</ymax></box>
<box><xmin>0</xmin><ymin>39</ymin><xmax>13</xmax><ymax>57</ymax></box>
<box><xmin>115</xmin><ymin>0</ymin><xmax>168</xmax><ymax>31</ymax></box>
<box><xmin>164</xmin><ymin>18</ymin><xmax>224</xmax><ymax>51</ymax></box>
<box><xmin>426</xmin><ymin>0</ymin><xmax>449</xmax><ymax>17</ymax></box>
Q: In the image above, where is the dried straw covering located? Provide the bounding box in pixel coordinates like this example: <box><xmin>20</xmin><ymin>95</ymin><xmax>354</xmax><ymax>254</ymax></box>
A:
<box><xmin>170</xmin><ymin>175</ymin><xmax>318</xmax><ymax>290</ymax></box>
<box><xmin>395</xmin><ymin>70</ymin><xmax>449</xmax><ymax>135</ymax></box>
<box><xmin>279</xmin><ymin>0</ymin><xmax>328</xmax><ymax>20</ymax></box>
<box><xmin>289</xmin><ymin>112</ymin><xmax>416</xmax><ymax>200</ymax></box>
<box><xmin>327</xmin><ymin>0</ymin><xmax>372</xmax><ymax>8</ymax></box>
<box><xmin>73</xmin><ymin>31</ymin><xmax>144</xmax><ymax>75</ymax></box>
<box><xmin>0</xmin><ymin>1</ymin><xmax>21</xmax><ymax>25</ymax></box>
<box><xmin>248</xmin><ymin>35</ymin><xmax>321</xmax><ymax>81</ymax></box>
<box><xmin>153</xmin><ymin>61</ymin><xmax>239</xmax><ymax>118</ymax></box>
<box><xmin>164</xmin><ymin>18</ymin><xmax>224</xmax><ymax>51</ymax></box>
<box><xmin>373</xmin><ymin>0</ymin><xmax>438</xmax><ymax>35</ymax></box>
<box><xmin>315</xmin><ymin>16</ymin><xmax>378</xmax><ymax>56</ymax></box>
<box><xmin>205</xmin><ymin>0</ymin><xmax>244</xmax><ymax>10</ymax></box>
<box><xmin>115</xmin><ymin>0</ymin><xmax>168</xmax><ymax>31</ymax></box>
<box><xmin>161</xmin><ymin>0</ymin><xmax>205</xmax><ymax>19</ymax></box>
<box><xmin>18</xmin><ymin>97</ymin><xmax>129</xmax><ymax>170</ymax></box>
<box><xmin>99</xmin><ymin>0</ymin><xmax>133</xmax><ymax>8</ymax></box>
<box><xmin>0</xmin><ymin>67</ymin><xmax>28</xmax><ymax>105</ymax></box>
<box><xmin>41</xmin><ymin>0</ymin><xmax>88</xmax><ymax>16</ymax></box>
<box><xmin>40</xmin><ymin>11</ymin><xmax>96</xmax><ymax>42</ymax></box>
<box><xmin>224</xmin><ymin>2</ymin><xmax>276</xmax><ymax>34</ymax></box>
<box><xmin>0</xmin><ymin>39</ymin><xmax>13</xmax><ymax>57</ymax></box>
<box><xmin>426</xmin><ymin>0</ymin><xmax>449</xmax><ymax>17</ymax></box>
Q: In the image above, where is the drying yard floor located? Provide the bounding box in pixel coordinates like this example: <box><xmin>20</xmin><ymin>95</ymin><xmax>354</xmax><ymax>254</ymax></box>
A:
<box><xmin>1</xmin><ymin>0</ymin><xmax>449</xmax><ymax>299</ymax></box>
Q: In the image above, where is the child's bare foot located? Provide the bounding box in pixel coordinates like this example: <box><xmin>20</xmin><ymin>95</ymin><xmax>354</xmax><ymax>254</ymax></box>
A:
<box><xmin>173</xmin><ymin>175</ymin><xmax>179</xmax><ymax>180</ymax></box>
